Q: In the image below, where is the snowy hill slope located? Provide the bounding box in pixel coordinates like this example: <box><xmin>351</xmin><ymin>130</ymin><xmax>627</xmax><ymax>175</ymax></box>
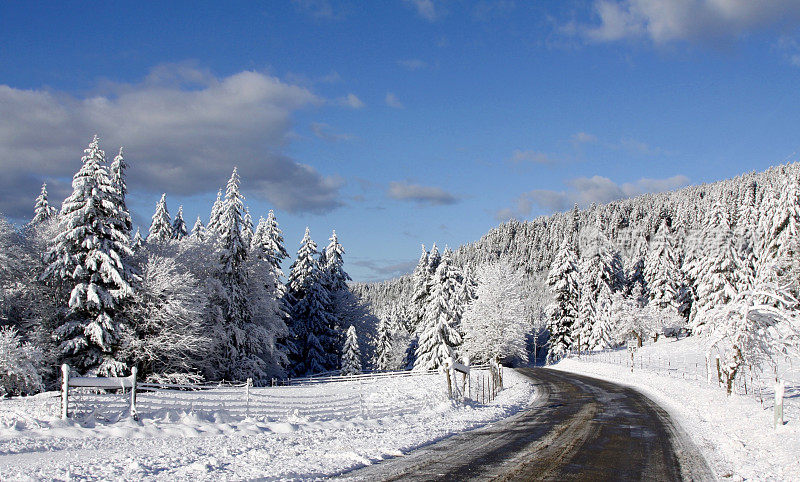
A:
<box><xmin>0</xmin><ymin>370</ymin><xmax>535</xmax><ymax>480</ymax></box>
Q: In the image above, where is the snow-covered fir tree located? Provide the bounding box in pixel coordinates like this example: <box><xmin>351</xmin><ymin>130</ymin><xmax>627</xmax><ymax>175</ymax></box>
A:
<box><xmin>147</xmin><ymin>193</ymin><xmax>172</xmax><ymax>242</ymax></box>
<box><xmin>414</xmin><ymin>249</ymin><xmax>462</xmax><ymax>370</ymax></box>
<box><xmin>287</xmin><ymin>227</ymin><xmax>336</xmax><ymax>375</ymax></box>
<box><xmin>546</xmin><ymin>239</ymin><xmax>580</xmax><ymax>362</ymax></box>
<box><xmin>31</xmin><ymin>182</ymin><xmax>56</xmax><ymax>224</ymax></box>
<box><xmin>409</xmin><ymin>245</ymin><xmax>430</xmax><ymax>334</ymax></box>
<box><xmin>207</xmin><ymin>188</ymin><xmax>224</xmax><ymax>235</ymax></box>
<box><xmin>190</xmin><ymin>216</ymin><xmax>206</xmax><ymax>241</ymax></box>
<box><xmin>109</xmin><ymin>147</ymin><xmax>132</xmax><ymax>234</ymax></box>
<box><xmin>132</xmin><ymin>228</ymin><xmax>144</xmax><ymax>250</ymax></box>
<box><xmin>42</xmin><ymin>136</ymin><xmax>134</xmax><ymax>375</ymax></box>
<box><xmin>687</xmin><ymin>200</ymin><xmax>741</xmax><ymax>334</ymax></box>
<box><xmin>251</xmin><ymin>210</ymin><xmax>289</xmax><ymax>275</ymax></box>
<box><xmin>340</xmin><ymin>325</ymin><xmax>362</xmax><ymax>375</ymax></box>
<box><xmin>644</xmin><ymin>220</ymin><xmax>683</xmax><ymax>312</ymax></box>
<box><xmin>374</xmin><ymin>315</ymin><xmax>393</xmax><ymax>371</ymax></box>
<box><xmin>171</xmin><ymin>205</ymin><xmax>187</xmax><ymax>240</ymax></box>
<box><xmin>242</xmin><ymin>207</ymin><xmax>254</xmax><ymax>247</ymax></box>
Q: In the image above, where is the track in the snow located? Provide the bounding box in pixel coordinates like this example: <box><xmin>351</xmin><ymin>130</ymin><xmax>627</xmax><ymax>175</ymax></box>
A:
<box><xmin>337</xmin><ymin>367</ymin><xmax>714</xmax><ymax>481</ymax></box>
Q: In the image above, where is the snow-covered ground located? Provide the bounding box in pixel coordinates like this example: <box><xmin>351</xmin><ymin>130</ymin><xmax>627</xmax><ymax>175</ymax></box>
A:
<box><xmin>0</xmin><ymin>369</ymin><xmax>535</xmax><ymax>480</ymax></box>
<box><xmin>552</xmin><ymin>337</ymin><xmax>800</xmax><ymax>481</ymax></box>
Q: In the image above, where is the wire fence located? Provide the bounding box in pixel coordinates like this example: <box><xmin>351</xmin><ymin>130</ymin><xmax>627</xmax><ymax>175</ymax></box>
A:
<box><xmin>561</xmin><ymin>347</ymin><xmax>800</xmax><ymax>411</ymax></box>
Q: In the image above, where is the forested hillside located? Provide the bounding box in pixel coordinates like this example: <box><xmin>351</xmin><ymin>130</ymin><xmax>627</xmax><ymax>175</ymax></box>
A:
<box><xmin>354</xmin><ymin>162</ymin><xmax>800</xmax><ymax>389</ymax></box>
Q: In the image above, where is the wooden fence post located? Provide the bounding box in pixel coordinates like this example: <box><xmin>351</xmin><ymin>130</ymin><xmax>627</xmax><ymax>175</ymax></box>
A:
<box><xmin>775</xmin><ymin>380</ymin><xmax>785</xmax><ymax>429</ymax></box>
<box><xmin>246</xmin><ymin>378</ymin><xmax>252</xmax><ymax>419</ymax></box>
<box><xmin>130</xmin><ymin>366</ymin><xmax>138</xmax><ymax>420</ymax></box>
<box><xmin>61</xmin><ymin>364</ymin><xmax>70</xmax><ymax>420</ymax></box>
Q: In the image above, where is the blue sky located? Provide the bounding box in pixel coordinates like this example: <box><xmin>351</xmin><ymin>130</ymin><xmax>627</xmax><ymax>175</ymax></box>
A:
<box><xmin>2</xmin><ymin>1</ymin><xmax>800</xmax><ymax>281</ymax></box>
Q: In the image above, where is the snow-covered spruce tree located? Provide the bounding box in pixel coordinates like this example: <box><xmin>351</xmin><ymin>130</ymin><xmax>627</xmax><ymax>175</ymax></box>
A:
<box><xmin>546</xmin><ymin>239</ymin><xmax>580</xmax><ymax>362</ymax></box>
<box><xmin>171</xmin><ymin>205</ymin><xmax>187</xmax><ymax>240</ymax></box>
<box><xmin>132</xmin><ymin>228</ymin><xmax>144</xmax><ymax>250</ymax></box>
<box><xmin>212</xmin><ymin>167</ymin><xmax>282</xmax><ymax>382</ymax></box>
<box><xmin>0</xmin><ymin>326</ymin><xmax>44</xmax><ymax>397</ymax></box>
<box><xmin>190</xmin><ymin>216</ymin><xmax>206</xmax><ymax>241</ymax></box>
<box><xmin>409</xmin><ymin>245</ymin><xmax>430</xmax><ymax>334</ymax></box>
<box><xmin>242</xmin><ymin>207</ymin><xmax>254</xmax><ymax>248</ymax></box>
<box><xmin>109</xmin><ymin>147</ymin><xmax>132</xmax><ymax>234</ymax></box>
<box><xmin>31</xmin><ymin>182</ymin><xmax>56</xmax><ymax>224</ymax></box>
<box><xmin>461</xmin><ymin>261</ymin><xmax>528</xmax><ymax>364</ymax></box>
<box><xmin>644</xmin><ymin>220</ymin><xmax>683</xmax><ymax>312</ymax></box>
<box><xmin>287</xmin><ymin>227</ymin><xmax>336</xmax><ymax>375</ymax></box>
<box><xmin>374</xmin><ymin>315</ymin><xmax>394</xmax><ymax>371</ymax></box>
<box><xmin>758</xmin><ymin>173</ymin><xmax>800</xmax><ymax>295</ymax></box>
<box><xmin>147</xmin><ymin>193</ymin><xmax>172</xmax><ymax>242</ymax></box>
<box><xmin>340</xmin><ymin>325</ymin><xmax>362</xmax><ymax>375</ymax></box>
<box><xmin>687</xmin><ymin>200</ymin><xmax>741</xmax><ymax>335</ymax></box>
<box><xmin>414</xmin><ymin>250</ymin><xmax>462</xmax><ymax>371</ymax></box>
<box><xmin>251</xmin><ymin>210</ymin><xmax>290</xmax><ymax>276</ymax></box>
<box><xmin>42</xmin><ymin>136</ymin><xmax>134</xmax><ymax>375</ymax></box>
<box><xmin>625</xmin><ymin>237</ymin><xmax>647</xmax><ymax>296</ymax></box>
<box><xmin>207</xmin><ymin>188</ymin><xmax>224</xmax><ymax>235</ymax></box>
<box><xmin>588</xmin><ymin>285</ymin><xmax>615</xmax><ymax>350</ymax></box>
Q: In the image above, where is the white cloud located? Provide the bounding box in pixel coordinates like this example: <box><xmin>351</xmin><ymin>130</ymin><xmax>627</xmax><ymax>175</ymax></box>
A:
<box><xmin>292</xmin><ymin>0</ymin><xmax>340</xmax><ymax>19</ymax></box>
<box><xmin>496</xmin><ymin>173</ymin><xmax>689</xmax><ymax>219</ymax></box>
<box><xmin>385</xmin><ymin>92</ymin><xmax>404</xmax><ymax>109</ymax></box>
<box><xmin>310</xmin><ymin>122</ymin><xmax>353</xmax><ymax>142</ymax></box>
<box><xmin>387</xmin><ymin>181</ymin><xmax>459</xmax><ymax>206</ymax></box>
<box><xmin>397</xmin><ymin>59</ymin><xmax>427</xmax><ymax>71</ymax></box>
<box><xmin>405</xmin><ymin>0</ymin><xmax>438</xmax><ymax>22</ymax></box>
<box><xmin>571</xmin><ymin>131</ymin><xmax>598</xmax><ymax>144</ymax></box>
<box><xmin>577</xmin><ymin>0</ymin><xmax>800</xmax><ymax>45</ymax></box>
<box><xmin>0</xmin><ymin>64</ymin><xmax>348</xmax><ymax>218</ymax></box>
<box><xmin>509</xmin><ymin>149</ymin><xmax>557</xmax><ymax>165</ymax></box>
<box><xmin>336</xmin><ymin>93</ymin><xmax>366</xmax><ymax>109</ymax></box>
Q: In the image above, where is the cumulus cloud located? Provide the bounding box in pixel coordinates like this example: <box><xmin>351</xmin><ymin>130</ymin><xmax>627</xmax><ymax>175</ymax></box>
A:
<box><xmin>335</xmin><ymin>93</ymin><xmax>366</xmax><ymax>109</ymax></box>
<box><xmin>385</xmin><ymin>92</ymin><xmax>404</xmax><ymax>109</ymax></box>
<box><xmin>387</xmin><ymin>181</ymin><xmax>459</xmax><ymax>206</ymax></box>
<box><xmin>397</xmin><ymin>59</ymin><xmax>427</xmax><ymax>71</ymax></box>
<box><xmin>405</xmin><ymin>0</ymin><xmax>439</xmax><ymax>22</ymax></box>
<box><xmin>310</xmin><ymin>122</ymin><xmax>353</xmax><ymax>142</ymax></box>
<box><xmin>0</xmin><ymin>64</ymin><xmax>347</xmax><ymax>218</ymax></box>
<box><xmin>576</xmin><ymin>0</ymin><xmax>800</xmax><ymax>45</ymax></box>
<box><xmin>496</xmin><ymin>174</ymin><xmax>689</xmax><ymax>220</ymax></box>
<box><xmin>509</xmin><ymin>149</ymin><xmax>557</xmax><ymax>165</ymax></box>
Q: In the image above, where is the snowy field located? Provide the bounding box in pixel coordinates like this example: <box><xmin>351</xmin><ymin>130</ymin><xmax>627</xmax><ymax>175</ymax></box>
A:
<box><xmin>552</xmin><ymin>337</ymin><xmax>800</xmax><ymax>481</ymax></box>
<box><xmin>0</xmin><ymin>369</ymin><xmax>535</xmax><ymax>480</ymax></box>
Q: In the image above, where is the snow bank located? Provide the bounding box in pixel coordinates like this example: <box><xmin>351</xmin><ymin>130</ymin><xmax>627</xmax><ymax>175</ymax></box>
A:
<box><xmin>552</xmin><ymin>337</ymin><xmax>800</xmax><ymax>481</ymax></box>
<box><xmin>0</xmin><ymin>369</ymin><xmax>535</xmax><ymax>480</ymax></box>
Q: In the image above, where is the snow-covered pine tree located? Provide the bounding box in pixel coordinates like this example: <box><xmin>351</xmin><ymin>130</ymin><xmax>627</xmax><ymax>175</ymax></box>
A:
<box><xmin>687</xmin><ymin>199</ymin><xmax>742</xmax><ymax>334</ymax></box>
<box><xmin>374</xmin><ymin>315</ymin><xmax>393</xmax><ymax>371</ymax></box>
<box><xmin>588</xmin><ymin>284</ymin><xmax>615</xmax><ymax>350</ymax></box>
<box><xmin>242</xmin><ymin>207</ymin><xmax>254</xmax><ymax>247</ymax></box>
<box><xmin>758</xmin><ymin>172</ymin><xmax>800</xmax><ymax>294</ymax></box>
<box><xmin>147</xmin><ymin>194</ymin><xmax>172</xmax><ymax>242</ymax></box>
<box><xmin>287</xmin><ymin>227</ymin><xmax>335</xmax><ymax>375</ymax></box>
<box><xmin>409</xmin><ymin>245</ymin><xmax>429</xmax><ymax>334</ymax></box>
<box><xmin>171</xmin><ymin>205</ymin><xmax>188</xmax><ymax>240</ymax></box>
<box><xmin>644</xmin><ymin>220</ymin><xmax>682</xmax><ymax>312</ymax></box>
<box><xmin>625</xmin><ymin>237</ymin><xmax>647</xmax><ymax>296</ymax></box>
<box><xmin>546</xmin><ymin>239</ymin><xmax>580</xmax><ymax>362</ymax></box>
<box><xmin>340</xmin><ymin>325</ymin><xmax>362</xmax><ymax>375</ymax></box>
<box><xmin>42</xmin><ymin>135</ymin><xmax>134</xmax><ymax>375</ymax></box>
<box><xmin>414</xmin><ymin>249</ymin><xmax>462</xmax><ymax>371</ymax></box>
<box><xmin>132</xmin><ymin>228</ymin><xmax>144</xmax><ymax>250</ymax></box>
<box><xmin>31</xmin><ymin>182</ymin><xmax>56</xmax><ymax>224</ymax></box>
<box><xmin>190</xmin><ymin>217</ymin><xmax>206</xmax><ymax>241</ymax></box>
<box><xmin>109</xmin><ymin>147</ymin><xmax>132</xmax><ymax>234</ymax></box>
<box><xmin>207</xmin><ymin>188</ymin><xmax>224</xmax><ymax>235</ymax></box>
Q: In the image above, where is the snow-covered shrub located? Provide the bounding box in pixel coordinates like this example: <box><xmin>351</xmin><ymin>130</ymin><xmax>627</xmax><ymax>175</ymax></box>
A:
<box><xmin>0</xmin><ymin>327</ymin><xmax>44</xmax><ymax>397</ymax></box>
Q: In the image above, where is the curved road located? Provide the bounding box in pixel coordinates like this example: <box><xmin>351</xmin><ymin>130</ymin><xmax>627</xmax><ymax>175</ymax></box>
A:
<box><xmin>338</xmin><ymin>368</ymin><xmax>714</xmax><ymax>481</ymax></box>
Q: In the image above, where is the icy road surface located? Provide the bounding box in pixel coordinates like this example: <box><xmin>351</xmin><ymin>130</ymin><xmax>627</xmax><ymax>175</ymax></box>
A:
<box><xmin>340</xmin><ymin>368</ymin><xmax>714</xmax><ymax>481</ymax></box>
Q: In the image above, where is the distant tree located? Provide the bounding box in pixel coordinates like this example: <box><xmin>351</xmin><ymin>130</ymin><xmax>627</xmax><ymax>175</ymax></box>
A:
<box><xmin>190</xmin><ymin>216</ymin><xmax>206</xmax><ymax>241</ymax></box>
<box><xmin>31</xmin><ymin>182</ymin><xmax>56</xmax><ymax>224</ymax></box>
<box><xmin>147</xmin><ymin>193</ymin><xmax>172</xmax><ymax>242</ymax></box>
<box><xmin>374</xmin><ymin>315</ymin><xmax>393</xmax><ymax>371</ymax></box>
<box><xmin>207</xmin><ymin>188</ymin><xmax>224</xmax><ymax>235</ymax></box>
<box><xmin>171</xmin><ymin>205</ymin><xmax>187</xmax><ymax>240</ymax></box>
<box><xmin>109</xmin><ymin>147</ymin><xmax>132</xmax><ymax>234</ymax></box>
